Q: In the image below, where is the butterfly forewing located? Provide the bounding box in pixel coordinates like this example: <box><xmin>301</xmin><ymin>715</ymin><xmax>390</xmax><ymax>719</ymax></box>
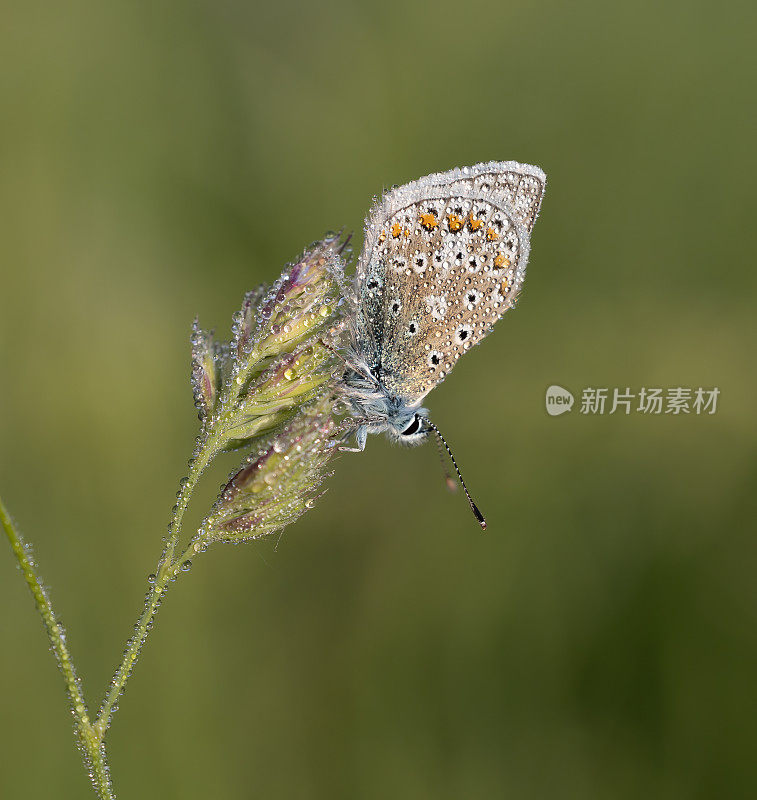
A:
<box><xmin>441</xmin><ymin>168</ymin><xmax>544</xmax><ymax>233</ymax></box>
<box><xmin>354</xmin><ymin>162</ymin><xmax>545</xmax><ymax>403</ymax></box>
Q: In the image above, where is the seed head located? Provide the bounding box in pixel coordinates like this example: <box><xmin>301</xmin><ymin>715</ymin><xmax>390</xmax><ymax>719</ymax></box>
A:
<box><xmin>189</xmin><ymin>233</ymin><xmax>348</xmax><ymax>543</ymax></box>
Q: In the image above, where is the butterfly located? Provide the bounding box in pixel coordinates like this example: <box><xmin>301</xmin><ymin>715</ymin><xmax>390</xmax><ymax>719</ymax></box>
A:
<box><xmin>340</xmin><ymin>161</ymin><xmax>546</xmax><ymax>527</ymax></box>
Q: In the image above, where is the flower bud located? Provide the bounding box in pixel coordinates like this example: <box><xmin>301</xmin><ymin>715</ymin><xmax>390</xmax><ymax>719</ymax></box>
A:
<box><xmin>206</xmin><ymin>392</ymin><xmax>339</xmax><ymax>541</ymax></box>
<box><xmin>208</xmin><ymin>235</ymin><xmax>347</xmax><ymax>452</ymax></box>
<box><xmin>232</xmin><ymin>285</ymin><xmax>266</xmax><ymax>358</ymax></box>
<box><xmin>188</xmin><ymin>234</ymin><xmax>349</xmax><ymax>542</ymax></box>
<box><xmin>190</xmin><ymin>320</ymin><xmax>224</xmax><ymax>421</ymax></box>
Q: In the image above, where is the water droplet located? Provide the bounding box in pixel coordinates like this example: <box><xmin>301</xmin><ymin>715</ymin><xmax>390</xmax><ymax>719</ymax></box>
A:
<box><xmin>181</xmin><ymin>560</ymin><xmax>192</xmax><ymax>572</ymax></box>
<box><xmin>147</xmin><ymin>573</ymin><xmax>156</xmax><ymax>585</ymax></box>
<box><xmin>284</xmin><ymin>368</ymin><xmax>295</xmax><ymax>380</ymax></box>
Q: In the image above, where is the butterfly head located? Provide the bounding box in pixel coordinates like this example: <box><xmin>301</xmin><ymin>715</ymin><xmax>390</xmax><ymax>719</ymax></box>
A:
<box><xmin>386</xmin><ymin>407</ymin><xmax>432</xmax><ymax>447</ymax></box>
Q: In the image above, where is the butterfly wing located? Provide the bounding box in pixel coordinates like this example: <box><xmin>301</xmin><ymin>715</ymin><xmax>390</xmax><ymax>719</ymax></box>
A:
<box><xmin>353</xmin><ymin>162</ymin><xmax>546</xmax><ymax>402</ymax></box>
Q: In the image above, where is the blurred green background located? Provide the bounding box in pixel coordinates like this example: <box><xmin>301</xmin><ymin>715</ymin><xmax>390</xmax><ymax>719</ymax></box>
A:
<box><xmin>2</xmin><ymin>0</ymin><xmax>756</xmax><ymax>797</ymax></box>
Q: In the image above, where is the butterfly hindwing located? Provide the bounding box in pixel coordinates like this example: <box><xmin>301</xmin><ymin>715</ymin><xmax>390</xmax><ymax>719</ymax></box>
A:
<box><xmin>354</xmin><ymin>163</ymin><xmax>545</xmax><ymax>403</ymax></box>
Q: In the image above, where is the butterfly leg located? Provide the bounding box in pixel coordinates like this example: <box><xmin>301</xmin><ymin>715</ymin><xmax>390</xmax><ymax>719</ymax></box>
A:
<box><xmin>338</xmin><ymin>424</ymin><xmax>368</xmax><ymax>452</ymax></box>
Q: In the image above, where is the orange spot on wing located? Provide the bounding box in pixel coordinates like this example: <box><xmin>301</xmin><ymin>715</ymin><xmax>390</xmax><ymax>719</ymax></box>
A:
<box><xmin>468</xmin><ymin>214</ymin><xmax>483</xmax><ymax>231</ymax></box>
<box><xmin>486</xmin><ymin>227</ymin><xmax>499</xmax><ymax>241</ymax></box>
<box><xmin>419</xmin><ymin>212</ymin><xmax>438</xmax><ymax>231</ymax></box>
<box><xmin>447</xmin><ymin>213</ymin><xmax>464</xmax><ymax>232</ymax></box>
<box><xmin>391</xmin><ymin>222</ymin><xmax>402</xmax><ymax>238</ymax></box>
<box><xmin>494</xmin><ymin>253</ymin><xmax>511</xmax><ymax>268</ymax></box>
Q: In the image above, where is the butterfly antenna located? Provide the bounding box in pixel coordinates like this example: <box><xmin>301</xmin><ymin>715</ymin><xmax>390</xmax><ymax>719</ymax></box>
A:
<box><xmin>434</xmin><ymin>432</ymin><xmax>458</xmax><ymax>493</ymax></box>
<box><xmin>423</xmin><ymin>419</ymin><xmax>486</xmax><ymax>530</ymax></box>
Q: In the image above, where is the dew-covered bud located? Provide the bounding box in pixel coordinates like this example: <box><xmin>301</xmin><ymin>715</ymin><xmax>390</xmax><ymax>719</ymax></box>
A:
<box><xmin>187</xmin><ymin>234</ymin><xmax>349</xmax><ymax>541</ymax></box>
<box><xmin>205</xmin><ymin>234</ymin><xmax>347</xmax><ymax>453</ymax></box>
<box><xmin>252</xmin><ymin>235</ymin><xmax>346</xmax><ymax>361</ymax></box>
<box><xmin>206</xmin><ymin>392</ymin><xmax>339</xmax><ymax>542</ymax></box>
<box><xmin>190</xmin><ymin>320</ymin><xmax>224</xmax><ymax>421</ymax></box>
<box><xmin>240</xmin><ymin>341</ymin><xmax>334</xmax><ymax>415</ymax></box>
<box><xmin>234</xmin><ymin>284</ymin><xmax>267</xmax><ymax>360</ymax></box>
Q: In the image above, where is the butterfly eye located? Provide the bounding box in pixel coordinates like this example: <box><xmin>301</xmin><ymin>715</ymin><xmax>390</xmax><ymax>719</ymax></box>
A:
<box><xmin>401</xmin><ymin>415</ymin><xmax>422</xmax><ymax>436</ymax></box>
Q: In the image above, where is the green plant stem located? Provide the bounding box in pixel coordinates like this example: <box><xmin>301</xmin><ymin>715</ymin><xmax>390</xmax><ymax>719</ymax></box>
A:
<box><xmin>155</xmin><ymin>369</ymin><xmax>253</xmax><ymax>574</ymax></box>
<box><xmin>95</xmin><ymin>430</ymin><xmax>220</xmax><ymax>738</ymax></box>
<box><xmin>93</xmin><ymin>577</ymin><xmax>167</xmax><ymax>740</ymax></box>
<box><xmin>158</xmin><ymin>427</ymin><xmax>220</xmax><ymax>572</ymax></box>
<box><xmin>2</xmin><ymin>420</ymin><xmax>221</xmax><ymax>797</ymax></box>
<box><xmin>93</xmin><ymin>534</ymin><xmax>208</xmax><ymax>740</ymax></box>
<box><xmin>2</xmin><ymin>343</ymin><xmax>288</xmax><ymax>796</ymax></box>
<box><xmin>1</xmin><ymin>495</ymin><xmax>115</xmax><ymax>800</ymax></box>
